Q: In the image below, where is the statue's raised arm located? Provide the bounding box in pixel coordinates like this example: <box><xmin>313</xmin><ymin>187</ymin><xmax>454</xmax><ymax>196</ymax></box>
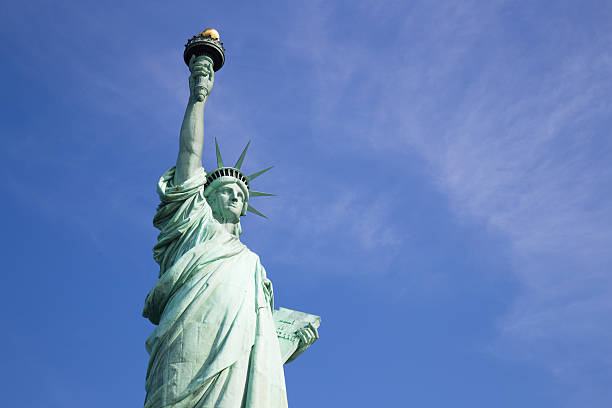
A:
<box><xmin>175</xmin><ymin>55</ymin><xmax>214</xmax><ymax>185</ymax></box>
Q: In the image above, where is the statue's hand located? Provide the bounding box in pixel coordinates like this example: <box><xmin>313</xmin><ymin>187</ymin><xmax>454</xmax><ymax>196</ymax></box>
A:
<box><xmin>284</xmin><ymin>322</ymin><xmax>319</xmax><ymax>363</ymax></box>
<box><xmin>188</xmin><ymin>54</ymin><xmax>215</xmax><ymax>102</ymax></box>
<box><xmin>296</xmin><ymin>322</ymin><xmax>319</xmax><ymax>350</ymax></box>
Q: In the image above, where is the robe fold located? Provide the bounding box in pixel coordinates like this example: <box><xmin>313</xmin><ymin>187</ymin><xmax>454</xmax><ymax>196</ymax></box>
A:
<box><xmin>143</xmin><ymin>167</ymin><xmax>287</xmax><ymax>408</ymax></box>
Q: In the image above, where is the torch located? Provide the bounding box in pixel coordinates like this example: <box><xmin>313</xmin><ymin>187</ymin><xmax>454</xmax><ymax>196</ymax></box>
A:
<box><xmin>184</xmin><ymin>28</ymin><xmax>226</xmax><ymax>100</ymax></box>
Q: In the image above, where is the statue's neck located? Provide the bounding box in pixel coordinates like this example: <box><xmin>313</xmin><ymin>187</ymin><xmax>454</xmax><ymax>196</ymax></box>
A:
<box><xmin>221</xmin><ymin>222</ymin><xmax>239</xmax><ymax>237</ymax></box>
<box><xmin>212</xmin><ymin>214</ymin><xmax>241</xmax><ymax>237</ymax></box>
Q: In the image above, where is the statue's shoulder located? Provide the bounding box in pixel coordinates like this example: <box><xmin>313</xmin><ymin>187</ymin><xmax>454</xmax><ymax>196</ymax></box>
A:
<box><xmin>235</xmin><ymin>242</ymin><xmax>261</xmax><ymax>264</ymax></box>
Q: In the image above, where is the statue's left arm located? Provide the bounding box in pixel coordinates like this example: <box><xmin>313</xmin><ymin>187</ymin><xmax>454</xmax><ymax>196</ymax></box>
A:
<box><xmin>284</xmin><ymin>323</ymin><xmax>319</xmax><ymax>364</ymax></box>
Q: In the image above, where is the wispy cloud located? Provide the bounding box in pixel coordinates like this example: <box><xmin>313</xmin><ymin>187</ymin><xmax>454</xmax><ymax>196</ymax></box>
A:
<box><xmin>280</xmin><ymin>0</ymin><xmax>612</xmax><ymax>396</ymax></box>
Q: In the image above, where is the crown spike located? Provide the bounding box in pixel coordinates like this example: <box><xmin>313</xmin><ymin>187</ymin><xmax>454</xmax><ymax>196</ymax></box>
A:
<box><xmin>246</xmin><ymin>204</ymin><xmax>268</xmax><ymax>219</ymax></box>
<box><xmin>249</xmin><ymin>191</ymin><xmax>275</xmax><ymax>197</ymax></box>
<box><xmin>215</xmin><ymin>138</ymin><xmax>224</xmax><ymax>168</ymax></box>
<box><xmin>234</xmin><ymin>141</ymin><xmax>251</xmax><ymax>170</ymax></box>
<box><xmin>247</xmin><ymin>166</ymin><xmax>273</xmax><ymax>181</ymax></box>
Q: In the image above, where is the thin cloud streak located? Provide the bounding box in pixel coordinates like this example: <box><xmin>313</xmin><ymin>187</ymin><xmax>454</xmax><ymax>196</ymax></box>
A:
<box><xmin>280</xmin><ymin>0</ymin><xmax>612</xmax><ymax>395</ymax></box>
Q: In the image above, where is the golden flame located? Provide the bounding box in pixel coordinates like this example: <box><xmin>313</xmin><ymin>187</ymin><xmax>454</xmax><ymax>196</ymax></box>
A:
<box><xmin>201</xmin><ymin>28</ymin><xmax>220</xmax><ymax>40</ymax></box>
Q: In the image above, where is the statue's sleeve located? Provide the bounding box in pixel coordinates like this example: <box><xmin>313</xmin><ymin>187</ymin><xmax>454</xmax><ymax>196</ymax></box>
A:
<box><xmin>152</xmin><ymin>166</ymin><xmax>212</xmax><ymax>276</ymax></box>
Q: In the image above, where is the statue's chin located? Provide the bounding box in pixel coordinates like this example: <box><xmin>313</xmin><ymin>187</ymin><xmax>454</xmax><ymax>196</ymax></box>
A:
<box><xmin>212</xmin><ymin>209</ymin><xmax>240</xmax><ymax>225</ymax></box>
<box><xmin>212</xmin><ymin>213</ymin><xmax>242</xmax><ymax>237</ymax></box>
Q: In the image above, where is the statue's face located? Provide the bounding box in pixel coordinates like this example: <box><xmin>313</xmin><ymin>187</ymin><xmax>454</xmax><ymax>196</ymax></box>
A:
<box><xmin>210</xmin><ymin>183</ymin><xmax>245</xmax><ymax>223</ymax></box>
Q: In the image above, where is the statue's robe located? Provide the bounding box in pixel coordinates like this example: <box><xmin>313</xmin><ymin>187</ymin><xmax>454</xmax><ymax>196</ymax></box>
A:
<box><xmin>143</xmin><ymin>167</ymin><xmax>287</xmax><ymax>408</ymax></box>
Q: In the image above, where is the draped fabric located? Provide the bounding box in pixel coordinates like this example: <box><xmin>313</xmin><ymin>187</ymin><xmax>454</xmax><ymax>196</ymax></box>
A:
<box><xmin>143</xmin><ymin>167</ymin><xmax>287</xmax><ymax>408</ymax></box>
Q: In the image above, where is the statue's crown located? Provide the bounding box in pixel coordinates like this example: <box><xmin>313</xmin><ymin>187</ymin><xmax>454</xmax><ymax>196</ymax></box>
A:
<box><xmin>203</xmin><ymin>139</ymin><xmax>274</xmax><ymax>218</ymax></box>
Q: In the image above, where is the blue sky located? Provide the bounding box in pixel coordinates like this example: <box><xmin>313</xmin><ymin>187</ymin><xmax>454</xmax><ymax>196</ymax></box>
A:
<box><xmin>2</xmin><ymin>1</ymin><xmax>612</xmax><ymax>406</ymax></box>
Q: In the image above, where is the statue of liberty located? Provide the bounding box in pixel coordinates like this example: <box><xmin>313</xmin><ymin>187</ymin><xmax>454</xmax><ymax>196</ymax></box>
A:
<box><xmin>142</xmin><ymin>30</ymin><xmax>319</xmax><ymax>408</ymax></box>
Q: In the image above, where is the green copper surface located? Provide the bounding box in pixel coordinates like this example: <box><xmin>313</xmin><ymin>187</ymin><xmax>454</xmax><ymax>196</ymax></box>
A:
<box><xmin>246</xmin><ymin>203</ymin><xmax>268</xmax><ymax>219</ymax></box>
<box><xmin>214</xmin><ymin>137</ymin><xmax>224</xmax><ymax>168</ymax></box>
<box><xmin>249</xmin><ymin>191</ymin><xmax>276</xmax><ymax>197</ymax></box>
<box><xmin>234</xmin><ymin>140</ymin><xmax>251</xmax><ymax>169</ymax></box>
<box><xmin>247</xmin><ymin>166</ymin><xmax>273</xmax><ymax>182</ymax></box>
<box><xmin>142</xmin><ymin>38</ymin><xmax>319</xmax><ymax>408</ymax></box>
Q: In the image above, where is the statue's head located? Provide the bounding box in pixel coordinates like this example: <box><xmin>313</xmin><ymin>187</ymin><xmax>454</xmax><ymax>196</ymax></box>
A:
<box><xmin>207</xmin><ymin>181</ymin><xmax>247</xmax><ymax>224</ymax></box>
<box><xmin>203</xmin><ymin>139</ymin><xmax>274</xmax><ymax>231</ymax></box>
